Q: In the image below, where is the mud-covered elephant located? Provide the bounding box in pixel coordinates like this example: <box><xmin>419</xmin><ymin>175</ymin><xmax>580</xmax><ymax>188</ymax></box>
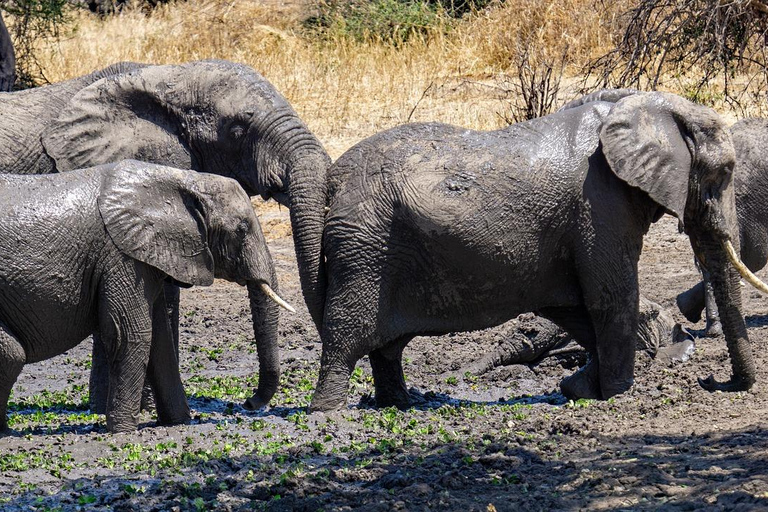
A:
<box><xmin>676</xmin><ymin>118</ymin><xmax>768</xmax><ymax>334</ymax></box>
<box><xmin>308</xmin><ymin>92</ymin><xmax>764</xmax><ymax>412</ymax></box>
<box><xmin>0</xmin><ymin>59</ymin><xmax>330</xmax><ymax>411</ymax></box>
<box><xmin>459</xmin><ymin>297</ymin><xmax>696</xmax><ymax>377</ymax></box>
<box><xmin>564</xmin><ymin>89</ymin><xmax>768</xmax><ymax>339</ymax></box>
<box><xmin>0</xmin><ymin>11</ymin><xmax>14</xmax><ymax>91</ymax></box>
<box><xmin>0</xmin><ymin>161</ymin><xmax>292</xmax><ymax>433</ymax></box>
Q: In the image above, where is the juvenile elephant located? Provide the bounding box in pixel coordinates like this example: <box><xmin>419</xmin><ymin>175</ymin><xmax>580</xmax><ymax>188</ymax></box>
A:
<box><xmin>309</xmin><ymin>92</ymin><xmax>763</xmax><ymax>412</ymax></box>
<box><xmin>0</xmin><ymin>59</ymin><xmax>330</xmax><ymax>410</ymax></box>
<box><xmin>0</xmin><ymin>160</ymin><xmax>292</xmax><ymax>433</ymax></box>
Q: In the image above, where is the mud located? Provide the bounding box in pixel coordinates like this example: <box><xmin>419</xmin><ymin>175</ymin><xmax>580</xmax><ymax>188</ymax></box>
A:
<box><xmin>1</xmin><ymin>211</ymin><xmax>767</xmax><ymax>511</ymax></box>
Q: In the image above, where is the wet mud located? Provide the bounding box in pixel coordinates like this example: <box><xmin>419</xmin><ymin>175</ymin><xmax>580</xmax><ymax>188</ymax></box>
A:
<box><xmin>1</xmin><ymin>212</ymin><xmax>767</xmax><ymax>511</ymax></box>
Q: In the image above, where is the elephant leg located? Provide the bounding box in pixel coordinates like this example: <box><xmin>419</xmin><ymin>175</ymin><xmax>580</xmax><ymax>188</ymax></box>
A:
<box><xmin>147</xmin><ymin>296</ymin><xmax>190</xmax><ymax>426</ymax></box>
<box><xmin>369</xmin><ymin>336</ymin><xmax>412</xmax><ymax>409</ymax></box>
<box><xmin>539</xmin><ymin>306</ymin><xmax>601</xmax><ymax>400</ymax></box>
<box><xmin>89</xmin><ymin>332</ymin><xmax>109</xmax><ymax>414</ymax></box>
<box><xmin>0</xmin><ymin>321</ymin><xmax>25</xmax><ymax>432</ymax></box>
<box><xmin>98</xmin><ymin>274</ymin><xmax>159</xmax><ymax>433</ymax></box>
<box><xmin>140</xmin><ymin>283</ymin><xmax>180</xmax><ymax>412</ymax></box>
<box><xmin>100</xmin><ymin>320</ymin><xmax>152</xmax><ymax>433</ymax></box>
<box><xmin>559</xmin><ymin>252</ymin><xmax>639</xmax><ymax>400</ymax></box>
<box><xmin>586</xmin><ymin>276</ymin><xmax>639</xmax><ymax>400</ymax></box>
<box><xmin>704</xmin><ymin>279</ymin><xmax>723</xmax><ymax>337</ymax></box>
<box><xmin>676</xmin><ymin>281</ymin><xmax>706</xmax><ymax>324</ymax></box>
<box><xmin>310</xmin><ymin>311</ymin><xmax>375</xmax><ymax>413</ymax></box>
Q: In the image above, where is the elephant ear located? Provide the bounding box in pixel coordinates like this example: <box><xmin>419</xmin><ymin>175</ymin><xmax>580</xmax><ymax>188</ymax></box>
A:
<box><xmin>98</xmin><ymin>160</ymin><xmax>214</xmax><ymax>287</ymax></box>
<box><xmin>42</xmin><ymin>65</ymin><xmax>192</xmax><ymax>172</ymax></box>
<box><xmin>599</xmin><ymin>92</ymin><xmax>700</xmax><ymax>225</ymax></box>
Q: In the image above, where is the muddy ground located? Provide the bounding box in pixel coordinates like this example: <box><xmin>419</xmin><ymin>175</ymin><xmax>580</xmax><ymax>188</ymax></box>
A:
<box><xmin>1</xmin><ymin>208</ymin><xmax>767</xmax><ymax>511</ymax></box>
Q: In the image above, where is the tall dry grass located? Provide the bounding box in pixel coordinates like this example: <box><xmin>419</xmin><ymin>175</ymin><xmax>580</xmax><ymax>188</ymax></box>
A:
<box><xmin>27</xmin><ymin>0</ymin><xmax>634</xmax><ymax>156</ymax></box>
<box><xmin>24</xmin><ymin>0</ymin><xmax>758</xmax><ymax>155</ymax></box>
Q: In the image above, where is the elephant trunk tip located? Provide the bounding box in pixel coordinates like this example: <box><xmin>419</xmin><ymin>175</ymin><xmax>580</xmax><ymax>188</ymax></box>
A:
<box><xmin>698</xmin><ymin>373</ymin><xmax>755</xmax><ymax>393</ymax></box>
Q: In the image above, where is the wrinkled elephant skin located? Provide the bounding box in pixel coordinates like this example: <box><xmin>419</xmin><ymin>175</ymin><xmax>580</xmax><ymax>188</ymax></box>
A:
<box><xmin>0</xmin><ymin>161</ymin><xmax>283</xmax><ymax>433</ymax></box>
<box><xmin>309</xmin><ymin>92</ymin><xmax>751</xmax><ymax>412</ymax></box>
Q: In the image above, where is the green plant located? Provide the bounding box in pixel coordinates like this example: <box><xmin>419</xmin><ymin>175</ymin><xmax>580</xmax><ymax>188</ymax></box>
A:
<box><xmin>304</xmin><ymin>0</ymin><xmax>451</xmax><ymax>45</ymax></box>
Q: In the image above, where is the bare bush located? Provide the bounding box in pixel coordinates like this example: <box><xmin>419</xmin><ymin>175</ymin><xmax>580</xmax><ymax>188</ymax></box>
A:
<box><xmin>498</xmin><ymin>46</ymin><xmax>566</xmax><ymax>124</ymax></box>
<box><xmin>586</xmin><ymin>0</ymin><xmax>768</xmax><ymax>106</ymax></box>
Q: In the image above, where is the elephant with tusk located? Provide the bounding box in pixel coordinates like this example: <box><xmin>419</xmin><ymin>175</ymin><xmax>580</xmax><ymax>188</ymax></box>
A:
<box><xmin>563</xmin><ymin>89</ymin><xmax>768</xmax><ymax>389</ymax></box>
<box><xmin>308</xmin><ymin>91</ymin><xmax>765</xmax><ymax>412</ymax></box>
<box><xmin>0</xmin><ymin>161</ymin><xmax>293</xmax><ymax>433</ymax></box>
<box><xmin>0</xmin><ymin>60</ymin><xmax>330</xmax><ymax>412</ymax></box>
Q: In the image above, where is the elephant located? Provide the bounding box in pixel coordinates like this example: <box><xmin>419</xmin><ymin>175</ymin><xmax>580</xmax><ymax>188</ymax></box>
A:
<box><xmin>0</xmin><ymin>59</ymin><xmax>330</xmax><ymax>411</ymax></box>
<box><xmin>562</xmin><ymin>89</ymin><xmax>768</xmax><ymax>338</ymax></box>
<box><xmin>0</xmin><ymin>11</ymin><xmax>14</xmax><ymax>91</ymax></box>
<box><xmin>0</xmin><ymin>160</ymin><xmax>292</xmax><ymax>433</ymax></box>
<box><xmin>676</xmin><ymin>118</ymin><xmax>768</xmax><ymax>335</ymax></box>
<box><xmin>308</xmin><ymin>91</ymin><xmax>764</xmax><ymax>412</ymax></box>
<box><xmin>458</xmin><ymin>297</ymin><xmax>696</xmax><ymax>378</ymax></box>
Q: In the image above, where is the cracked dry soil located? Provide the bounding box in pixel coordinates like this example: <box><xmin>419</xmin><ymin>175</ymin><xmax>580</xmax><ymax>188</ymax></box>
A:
<box><xmin>0</xmin><ymin>211</ymin><xmax>767</xmax><ymax>511</ymax></box>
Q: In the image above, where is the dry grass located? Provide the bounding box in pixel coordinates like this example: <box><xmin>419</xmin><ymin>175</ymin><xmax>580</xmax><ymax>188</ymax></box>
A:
<box><xmin>25</xmin><ymin>0</ymin><xmax>621</xmax><ymax>156</ymax></box>
<box><xmin>18</xmin><ymin>0</ymin><xmax>762</xmax><ymax>156</ymax></box>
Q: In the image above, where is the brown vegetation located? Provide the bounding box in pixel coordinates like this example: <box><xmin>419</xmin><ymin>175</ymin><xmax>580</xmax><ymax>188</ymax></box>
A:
<box><xmin>6</xmin><ymin>0</ymin><xmax>767</xmax><ymax>151</ymax></box>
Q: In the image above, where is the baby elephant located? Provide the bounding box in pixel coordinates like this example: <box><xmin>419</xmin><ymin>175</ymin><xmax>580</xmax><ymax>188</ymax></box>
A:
<box><xmin>0</xmin><ymin>160</ymin><xmax>291</xmax><ymax>433</ymax></box>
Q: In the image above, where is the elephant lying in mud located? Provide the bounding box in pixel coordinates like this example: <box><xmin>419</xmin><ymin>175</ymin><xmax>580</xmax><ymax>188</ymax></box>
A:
<box><xmin>459</xmin><ymin>297</ymin><xmax>695</xmax><ymax>377</ymax></box>
<box><xmin>564</xmin><ymin>90</ymin><xmax>768</xmax><ymax>339</ymax></box>
<box><xmin>0</xmin><ymin>161</ymin><xmax>292</xmax><ymax>433</ymax></box>
<box><xmin>309</xmin><ymin>92</ymin><xmax>765</xmax><ymax>412</ymax></box>
<box><xmin>0</xmin><ymin>59</ymin><xmax>330</xmax><ymax>412</ymax></box>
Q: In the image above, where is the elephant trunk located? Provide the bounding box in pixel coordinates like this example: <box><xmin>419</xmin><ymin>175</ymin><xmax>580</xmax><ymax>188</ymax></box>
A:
<box><xmin>287</xmin><ymin>149</ymin><xmax>330</xmax><ymax>331</ymax></box>
<box><xmin>250</xmin><ymin>109</ymin><xmax>331</xmax><ymax>331</ymax></box>
<box><xmin>697</xmin><ymin>238</ymin><xmax>757</xmax><ymax>392</ymax></box>
<box><xmin>243</xmin><ymin>277</ymin><xmax>281</xmax><ymax>410</ymax></box>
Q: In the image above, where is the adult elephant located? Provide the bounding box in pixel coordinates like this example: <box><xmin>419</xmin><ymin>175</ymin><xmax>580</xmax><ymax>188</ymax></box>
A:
<box><xmin>564</xmin><ymin>89</ymin><xmax>768</xmax><ymax>337</ymax></box>
<box><xmin>677</xmin><ymin>118</ymin><xmax>768</xmax><ymax>335</ymax></box>
<box><xmin>0</xmin><ymin>60</ymin><xmax>330</xmax><ymax>411</ymax></box>
<box><xmin>309</xmin><ymin>92</ymin><xmax>762</xmax><ymax>412</ymax></box>
<box><xmin>0</xmin><ymin>11</ymin><xmax>14</xmax><ymax>91</ymax></box>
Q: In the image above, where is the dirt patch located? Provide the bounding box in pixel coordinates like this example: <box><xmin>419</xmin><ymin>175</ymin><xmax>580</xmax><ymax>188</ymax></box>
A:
<box><xmin>1</xmin><ymin>213</ymin><xmax>767</xmax><ymax>511</ymax></box>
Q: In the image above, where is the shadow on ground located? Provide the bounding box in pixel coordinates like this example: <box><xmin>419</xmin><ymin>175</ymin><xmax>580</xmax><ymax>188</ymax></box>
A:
<box><xmin>5</xmin><ymin>423</ymin><xmax>767</xmax><ymax>511</ymax></box>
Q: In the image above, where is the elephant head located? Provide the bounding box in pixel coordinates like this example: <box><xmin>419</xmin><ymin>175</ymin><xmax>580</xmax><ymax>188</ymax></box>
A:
<box><xmin>41</xmin><ymin>60</ymin><xmax>330</xmax><ymax>331</ymax></box>
<box><xmin>600</xmin><ymin>92</ymin><xmax>764</xmax><ymax>392</ymax></box>
<box><xmin>97</xmin><ymin>160</ymin><xmax>294</xmax><ymax>408</ymax></box>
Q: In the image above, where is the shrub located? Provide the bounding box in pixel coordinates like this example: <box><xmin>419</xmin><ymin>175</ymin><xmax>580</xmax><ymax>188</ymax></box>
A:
<box><xmin>586</xmin><ymin>0</ymin><xmax>768</xmax><ymax>106</ymax></box>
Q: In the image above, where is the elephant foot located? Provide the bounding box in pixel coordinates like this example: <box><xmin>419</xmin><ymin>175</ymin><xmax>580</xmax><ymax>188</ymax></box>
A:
<box><xmin>309</xmin><ymin>394</ymin><xmax>347</xmax><ymax>413</ymax></box>
<box><xmin>676</xmin><ymin>287</ymin><xmax>704</xmax><ymax>324</ymax></box>
<box><xmin>560</xmin><ymin>361</ymin><xmax>601</xmax><ymax>400</ymax></box>
<box><xmin>309</xmin><ymin>368</ymin><xmax>350</xmax><ymax>413</ymax></box>
<box><xmin>374</xmin><ymin>388</ymin><xmax>411</xmax><ymax>410</ymax></box>
<box><xmin>242</xmin><ymin>393</ymin><xmax>270</xmax><ymax>411</ymax></box>
<box><xmin>704</xmin><ymin>320</ymin><xmax>723</xmax><ymax>338</ymax></box>
<box><xmin>698</xmin><ymin>373</ymin><xmax>755</xmax><ymax>392</ymax></box>
<box><xmin>156</xmin><ymin>409</ymin><xmax>191</xmax><ymax>427</ymax></box>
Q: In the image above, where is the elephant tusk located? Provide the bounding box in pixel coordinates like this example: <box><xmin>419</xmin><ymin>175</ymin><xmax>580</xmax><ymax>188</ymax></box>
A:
<box><xmin>723</xmin><ymin>240</ymin><xmax>768</xmax><ymax>294</ymax></box>
<box><xmin>259</xmin><ymin>282</ymin><xmax>296</xmax><ymax>313</ymax></box>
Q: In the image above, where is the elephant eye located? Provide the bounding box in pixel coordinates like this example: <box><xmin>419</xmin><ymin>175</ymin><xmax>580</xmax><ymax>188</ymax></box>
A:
<box><xmin>229</xmin><ymin>123</ymin><xmax>247</xmax><ymax>140</ymax></box>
